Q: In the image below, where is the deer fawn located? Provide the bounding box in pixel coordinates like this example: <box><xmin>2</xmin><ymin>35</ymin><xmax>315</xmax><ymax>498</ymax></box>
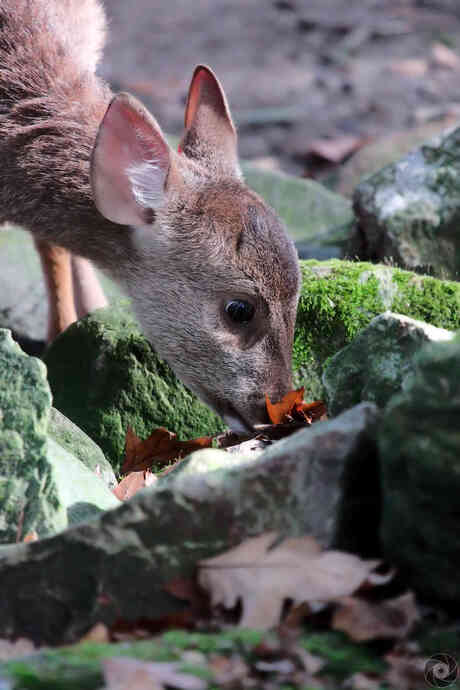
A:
<box><xmin>0</xmin><ymin>0</ymin><xmax>301</xmax><ymax>431</ymax></box>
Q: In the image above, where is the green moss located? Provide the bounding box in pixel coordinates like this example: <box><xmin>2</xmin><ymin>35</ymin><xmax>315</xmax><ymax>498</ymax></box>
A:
<box><xmin>293</xmin><ymin>259</ymin><xmax>460</xmax><ymax>399</ymax></box>
<box><xmin>44</xmin><ymin>302</ymin><xmax>225</xmax><ymax>472</ymax></box>
<box><xmin>300</xmin><ymin>629</ymin><xmax>386</xmax><ymax>679</ymax></box>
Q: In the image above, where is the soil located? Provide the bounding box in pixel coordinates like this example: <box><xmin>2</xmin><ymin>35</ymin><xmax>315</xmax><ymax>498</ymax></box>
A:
<box><xmin>100</xmin><ymin>0</ymin><xmax>460</xmax><ymax>180</ymax></box>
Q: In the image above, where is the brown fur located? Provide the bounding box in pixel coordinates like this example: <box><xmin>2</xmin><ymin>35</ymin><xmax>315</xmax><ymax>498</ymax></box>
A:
<box><xmin>0</xmin><ymin>0</ymin><xmax>301</xmax><ymax>429</ymax></box>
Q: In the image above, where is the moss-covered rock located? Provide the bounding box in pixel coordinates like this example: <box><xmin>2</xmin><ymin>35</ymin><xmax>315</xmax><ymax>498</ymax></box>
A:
<box><xmin>0</xmin><ymin>403</ymin><xmax>379</xmax><ymax>644</ymax></box>
<box><xmin>379</xmin><ymin>336</ymin><xmax>460</xmax><ymax>603</ymax></box>
<box><xmin>44</xmin><ymin>302</ymin><xmax>226</xmax><ymax>472</ymax></box>
<box><xmin>323</xmin><ymin>312</ymin><xmax>454</xmax><ymax>416</ymax></box>
<box><xmin>0</xmin><ymin>329</ymin><xmax>66</xmax><ymax>542</ymax></box>
<box><xmin>293</xmin><ymin>259</ymin><xmax>460</xmax><ymax>399</ymax></box>
<box><xmin>352</xmin><ymin>125</ymin><xmax>460</xmax><ymax>278</ymax></box>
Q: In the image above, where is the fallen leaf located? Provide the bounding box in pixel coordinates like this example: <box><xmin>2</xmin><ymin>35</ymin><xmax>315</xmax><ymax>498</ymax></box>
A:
<box><xmin>431</xmin><ymin>42</ymin><xmax>460</xmax><ymax>70</ymax></box>
<box><xmin>265</xmin><ymin>388</ymin><xmax>326</xmax><ymax>426</ymax></box>
<box><xmin>383</xmin><ymin>651</ymin><xmax>427</xmax><ymax>690</ymax></box>
<box><xmin>332</xmin><ymin>591</ymin><xmax>419</xmax><ymax>641</ymax></box>
<box><xmin>307</xmin><ymin>135</ymin><xmax>366</xmax><ymax>164</ymax></box>
<box><xmin>23</xmin><ymin>531</ymin><xmax>38</xmax><ymax>543</ymax></box>
<box><xmin>345</xmin><ymin>672</ymin><xmax>382</xmax><ymax>690</ymax></box>
<box><xmin>78</xmin><ymin>622</ymin><xmax>110</xmax><ymax>643</ymax></box>
<box><xmin>112</xmin><ymin>470</ymin><xmax>157</xmax><ymax>501</ymax></box>
<box><xmin>198</xmin><ymin>532</ymin><xmax>384</xmax><ymax>629</ymax></box>
<box><xmin>122</xmin><ymin>426</ymin><xmax>212</xmax><ymax>474</ymax></box>
<box><xmin>266</xmin><ymin>388</ymin><xmax>305</xmax><ymax>424</ymax></box>
<box><xmin>103</xmin><ymin>657</ymin><xmax>207</xmax><ymax>690</ymax></box>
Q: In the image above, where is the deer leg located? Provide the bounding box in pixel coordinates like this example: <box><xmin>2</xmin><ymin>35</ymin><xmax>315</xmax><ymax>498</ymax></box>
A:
<box><xmin>35</xmin><ymin>240</ymin><xmax>77</xmax><ymax>342</ymax></box>
<box><xmin>71</xmin><ymin>254</ymin><xmax>108</xmax><ymax>319</ymax></box>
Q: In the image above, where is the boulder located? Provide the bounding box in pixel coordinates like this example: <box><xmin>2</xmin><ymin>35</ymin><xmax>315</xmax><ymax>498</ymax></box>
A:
<box><xmin>0</xmin><ymin>329</ymin><xmax>65</xmax><ymax>542</ymax></box>
<box><xmin>379</xmin><ymin>336</ymin><xmax>460</xmax><ymax>604</ymax></box>
<box><xmin>323</xmin><ymin>312</ymin><xmax>454</xmax><ymax>416</ymax></box>
<box><xmin>352</xmin><ymin>124</ymin><xmax>460</xmax><ymax>278</ymax></box>
<box><xmin>48</xmin><ymin>408</ymin><xmax>117</xmax><ymax>489</ymax></box>
<box><xmin>0</xmin><ymin>329</ymin><xmax>120</xmax><ymax>543</ymax></box>
<box><xmin>0</xmin><ymin>402</ymin><xmax>380</xmax><ymax>644</ymax></box>
<box><xmin>243</xmin><ymin>164</ymin><xmax>353</xmax><ymax>258</ymax></box>
<box><xmin>43</xmin><ymin>302</ymin><xmax>226</xmax><ymax>472</ymax></box>
<box><xmin>293</xmin><ymin>259</ymin><xmax>460</xmax><ymax>400</ymax></box>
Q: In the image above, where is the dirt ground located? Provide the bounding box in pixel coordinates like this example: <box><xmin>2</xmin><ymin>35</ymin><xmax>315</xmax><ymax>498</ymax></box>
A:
<box><xmin>99</xmin><ymin>0</ymin><xmax>460</xmax><ymax>179</ymax></box>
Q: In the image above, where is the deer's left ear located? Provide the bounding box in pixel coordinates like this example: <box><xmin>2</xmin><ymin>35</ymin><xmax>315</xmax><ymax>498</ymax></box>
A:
<box><xmin>179</xmin><ymin>65</ymin><xmax>241</xmax><ymax>178</ymax></box>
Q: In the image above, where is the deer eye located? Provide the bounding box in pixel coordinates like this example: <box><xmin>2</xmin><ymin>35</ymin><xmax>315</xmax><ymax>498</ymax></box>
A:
<box><xmin>225</xmin><ymin>299</ymin><xmax>255</xmax><ymax>324</ymax></box>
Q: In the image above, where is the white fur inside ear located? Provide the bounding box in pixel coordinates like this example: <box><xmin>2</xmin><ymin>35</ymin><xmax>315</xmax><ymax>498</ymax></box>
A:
<box><xmin>126</xmin><ymin>158</ymin><xmax>167</xmax><ymax>211</ymax></box>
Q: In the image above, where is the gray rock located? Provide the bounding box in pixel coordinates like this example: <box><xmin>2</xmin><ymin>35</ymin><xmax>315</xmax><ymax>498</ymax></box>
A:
<box><xmin>48</xmin><ymin>408</ymin><xmax>116</xmax><ymax>489</ymax></box>
<box><xmin>352</xmin><ymin>125</ymin><xmax>460</xmax><ymax>278</ymax></box>
<box><xmin>43</xmin><ymin>303</ymin><xmax>225</xmax><ymax>472</ymax></box>
<box><xmin>0</xmin><ymin>402</ymin><xmax>380</xmax><ymax>644</ymax></box>
<box><xmin>323</xmin><ymin>312</ymin><xmax>454</xmax><ymax>416</ymax></box>
<box><xmin>379</xmin><ymin>336</ymin><xmax>460</xmax><ymax>604</ymax></box>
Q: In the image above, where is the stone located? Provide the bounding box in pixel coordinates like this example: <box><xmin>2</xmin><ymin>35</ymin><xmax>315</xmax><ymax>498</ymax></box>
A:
<box><xmin>352</xmin><ymin>124</ymin><xmax>460</xmax><ymax>278</ymax></box>
<box><xmin>0</xmin><ymin>402</ymin><xmax>380</xmax><ymax>644</ymax></box>
<box><xmin>379</xmin><ymin>336</ymin><xmax>460</xmax><ymax>604</ymax></box>
<box><xmin>0</xmin><ymin>329</ymin><xmax>66</xmax><ymax>542</ymax></box>
<box><xmin>323</xmin><ymin>312</ymin><xmax>454</xmax><ymax>416</ymax></box>
<box><xmin>46</xmin><ymin>437</ymin><xmax>120</xmax><ymax>526</ymax></box>
<box><xmin>0</xmin><ymin>329</ymin><xmax>120</xmax><ymax>543</ymax></box>
<box><xmin>243</xmin><ymin>164</ymin><xmax>353</xmax><ymax>258</ymax></box>
<box><xmin>48</xmin><ymin>408</ymin><xmax>117</xmax><ymax>489</ymax></box>
<box><xmin>0</xmin><ymin>226</ymin><xmax>121</xmax><ymax>346</ymax></box>
<box><xmin>337</xmin><ymin>119</ymin><xmax>457</xmax><ymax>198</ymax></box>
<box><xmin>43</xmin><ymin>302</ymin><xmax>226</xmax><ymax>472</ymax></box>
<box><xmin>293</xmin><ymin>259</ymin><xmax>460</xmax><ymax>400</ymax></box>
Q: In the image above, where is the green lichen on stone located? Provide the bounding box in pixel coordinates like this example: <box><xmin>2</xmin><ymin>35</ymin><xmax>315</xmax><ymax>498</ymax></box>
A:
<box><xmin>293</xmin><ymin>259</ymin><xmax>460</xmax><ymax>399</ymax></box>
<box><xmin>379</xmin><ymin>336</ymin><xmax>460</xmax><ymax>603</ymax></box>
<box><xmin>44</xmin><ymin>302</ymin><xmax>225</xmax><ymax>472</ymax></box>
<box><xmin>0</xmin><ymin>329</ymin><xmax>65</xmax><ymax>542</ymax></box>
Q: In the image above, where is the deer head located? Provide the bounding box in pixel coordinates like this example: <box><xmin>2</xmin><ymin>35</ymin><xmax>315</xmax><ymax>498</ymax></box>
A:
<box><xmin>91</xmin><ymin>65</ymin><xmax>300</xmax><ymax>431</ymax></box>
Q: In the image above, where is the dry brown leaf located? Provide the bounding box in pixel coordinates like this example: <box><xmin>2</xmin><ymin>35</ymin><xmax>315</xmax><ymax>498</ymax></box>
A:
<box><xmin>0</xmin><ymin>637</ymin><xmax>38</xmax><ymax>661</ymax></box>
<box><xmin>102</xmin><ymin>657</ymin><xmax>207</xmax><ymax>690</ymax></box>
<box><xmin>112</xmin><ymin>469</ymin><xmax>157</xmax><ymax>501</ymax></box>
<box><xmin>383</xmin><ymin>651</ymin><xmax>427</xmax><ymax>690</ymax></box>
<box><xmin>78</xmin><ymin>622</ymin><xmax>110</xmax><ymax>644</ymax></box>
<box><xmin>345</xmin><ymin>672</ymin><xmax>382</xmax><ymax>690</ymax></box>
<box><xmin>198</xmin><ymin>532</ymin><xmax>383</xmax><ymax>629</ymax></box>
<box><xmin>332</xmin><ymin>591</ymin><xmax>419</xmax><ymax>642</ymax></box>
<box><xmin>266</xmin><ymin>388</ymin><xmax>326</xmax><ymax>425</ymax></box>
<box><xmin>122</xmin><ymin>426</ymin><xmax>212</xmax><ymax>474</ymax></box>
<box><xmin>431</xmin><ymin>42</ymin><xmax>460</xmax><ymax>70</ymax></box>
<box><xmin>23</xmin><ymin>530</ymin><xmax>38</xmax><ymax>543</ymax></box>
<box><xmin>307</xmin><ymin>135</ymin><xmax>366</xmax><ymax>164</ymax></box>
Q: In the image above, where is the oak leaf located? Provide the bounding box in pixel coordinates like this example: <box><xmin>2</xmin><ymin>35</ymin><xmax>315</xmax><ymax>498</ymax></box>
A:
<box><xmin>265</xmin><ymin>388</ymin><xmax>326</xmax><ymax>425</ymax></box>
<box><xmin>112</xmin><ymin>470</ymin><xmax>156</xmax><ymax>501</ymax></box>
<box><xmin>198</xmin><ymin>532</ymin><xmax>383</xmax><ymax>629</ymax></box>
<box><xmin>122</xmin><ymin>426</ymin><xmax>212</xmax><ymax>474</ymax></box>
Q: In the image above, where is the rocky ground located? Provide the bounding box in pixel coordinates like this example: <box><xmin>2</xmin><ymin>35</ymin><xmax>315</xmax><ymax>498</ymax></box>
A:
<box><xmin>100</xmin><ymin>0</ymin><xmax>460</xmax><ymax>180</ymax></box>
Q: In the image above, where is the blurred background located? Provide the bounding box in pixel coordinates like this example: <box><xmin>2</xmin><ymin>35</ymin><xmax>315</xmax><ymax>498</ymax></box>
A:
<box><xmin>99</xmin><ymin>0</ymin><xmax>460</xmax><ymax>195</ymax></box>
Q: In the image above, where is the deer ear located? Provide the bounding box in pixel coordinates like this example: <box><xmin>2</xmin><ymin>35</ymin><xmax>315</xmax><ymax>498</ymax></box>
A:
<box><xmin>179</xmin><ymin>65</ymin><xmax>240</xmax><ymax>178</ymax></box>
<box><xmin>91</xmin><ymin>92</ymin><xmax>173</xmax><ymax>225</ymax></box>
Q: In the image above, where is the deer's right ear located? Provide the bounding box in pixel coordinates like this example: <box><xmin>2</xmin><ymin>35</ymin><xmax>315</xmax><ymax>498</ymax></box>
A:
<box><xmin>91</xmin><ymin>93</ymin><xmax>173</xmax><ymax>225</ymax></box>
